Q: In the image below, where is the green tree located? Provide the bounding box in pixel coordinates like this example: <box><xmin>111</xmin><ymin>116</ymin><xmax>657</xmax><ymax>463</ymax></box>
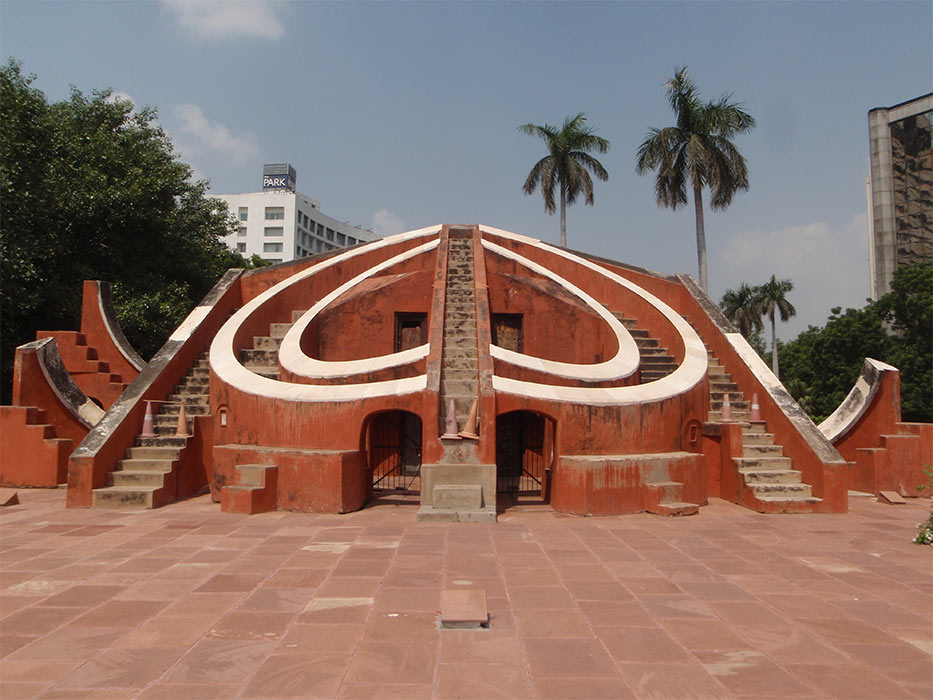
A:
<box><xmin>779</xmin><ymin>263</ymin><xmax>931</xmax><ymax>423</ymax></box>
<box><xmin>0</xmin><ymin>59</ymin><xmax>249</xmax><ymax>400</ymax></box>
<box><xmin>875</xmin><ymin>262</ymin><xmax>932</xmax><ymax>421</ymax></box>
<box><xmin>780</xmin><ymin>305</ymin><xmax>891</xmax><ymax>421</ymax></box>
<box><xmin>756</xmin><ymin>275</ymin><xmax>796</xmax><ymax>378</ymax></box>
<box><xmin>720</xmin><ymin>283</ymin><xmax>764</xmax><ymax>338</ymax></box>
<box><xmin>519</xmin><ymin>113</ymin><xmax>610</xmax><ymax>248</ymax></box>
<box><xmin>636</xmin><ymin>67</ymin><xmax>756</xmax><ymax>292</ymax></box>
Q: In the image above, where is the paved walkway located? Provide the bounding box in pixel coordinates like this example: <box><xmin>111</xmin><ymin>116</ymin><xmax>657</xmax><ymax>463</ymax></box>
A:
<box><xmin>1</xmin><ymin>490</ymin><xmax>930</xmax><ymax>699</ymax></box>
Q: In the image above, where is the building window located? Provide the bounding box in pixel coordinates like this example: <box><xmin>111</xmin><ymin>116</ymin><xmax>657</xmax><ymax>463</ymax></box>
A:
<box><xmin>237</xmin><ymin>243</ymin><xmax>246</xmax><ymax>252</ymax></box>
<box><xmin>264</xmin><ymin>227</ymin><xmax>284</xmax><ymax>237</ymax></box>
<box><xmin>315</xmin><ymin>240</ymin><xmax>323</xmax><ymax>252</ymax></box>
<box><xmin>317</xmin><ymin>223</ymin><xmax>324</xmax><ymax>235</ymax></box>
<box><xmin>336</xmin><ymin>232</ymin><xmax>346</xmax><ymax>246</ymax></box>
<box><xmin>347</xmin><ymin>237</ymin><xmax>357</xmax><ymax>246</ymax></box>
<box><xmin>238</xmin><ymin>227</ymin><xmax>247</xmax><ymax>237</ymax></box>
<box><xmin>265</xmin><ymin>206</ymin><xmax>285</xmax><ymax>220</ymax></box>
<box><xmin>326</xmin><ymin>228</ymin><xmax>335</xmax><ymax>241</ymax></box>
<box><xmin>263</xmin><ymin>242</ymin><xmax>283</xmax><ymax>253</ymax></box>
<box><xmin>238</xmin><ymin>207</ymin><xmax>248</xmax><ymax>221</ymax></box>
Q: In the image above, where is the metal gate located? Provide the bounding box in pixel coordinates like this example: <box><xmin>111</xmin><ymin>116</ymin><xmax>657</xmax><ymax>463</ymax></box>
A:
<box><xmin>370</xmin><ymin>411</ymin><xmax>422</xmax><ymax>492</ymax></box>
<box><xmin>496</xmin><ymin>411</ymin><xmax>545</xmax><ymax>495</ymax></box>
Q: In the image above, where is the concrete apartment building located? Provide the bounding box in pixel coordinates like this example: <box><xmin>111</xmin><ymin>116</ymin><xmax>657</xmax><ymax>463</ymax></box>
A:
<box><xmin>211</xmin><ymin>163</ymin><xmax>378</xmax><ymax>264</ymax></box>
<box><xmin>867</xmin><ymin>93</ymin><xmax>932</xmax><ymax>299</ymax></box>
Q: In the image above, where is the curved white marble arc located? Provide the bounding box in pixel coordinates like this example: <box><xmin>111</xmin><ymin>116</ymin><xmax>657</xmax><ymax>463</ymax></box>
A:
<box><xmin>210</xmin><ymin>226</ymin><xmax>441</xmax><ymax>401</ymax></box>
<box><xmin>482</xmin><ymin>240</ymin><xmax>639</xmax><ymax>381</ymax></box>
<box><xmin>478</xmin><ymin>225</ymin><xmax>708</xmax><ymax>405</ymax></box>
<box><xmin>280</xmin><ymin>239</ymin><xmax>438</xmax><ymax>379</ymax></box>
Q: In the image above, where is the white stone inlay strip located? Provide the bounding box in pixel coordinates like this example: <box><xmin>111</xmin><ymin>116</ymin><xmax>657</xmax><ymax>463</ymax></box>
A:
<box><xmin>479</xmin><ymin>224</ymin><xmax>708</xmax><ymax>404</ymax></box>
<box><xmin>280</xmin><ymin>240</ymin><xmax>438</xmax><ymax>379</ymax></box>
<box><xmin>211</xmin><ymin>226</ymin><xmax>440</xmax><ymax>401</ymax></box>
<box><xmin>482</xmin><ymin>239</ymin><xmax>638</xmax><ymax>381</ymax></box>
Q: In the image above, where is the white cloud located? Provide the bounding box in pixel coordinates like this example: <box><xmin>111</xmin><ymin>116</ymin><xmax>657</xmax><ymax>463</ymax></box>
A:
<box><xmin>105</xmin><ymin>91</ymin><xmax>136</xmax><ymax>109</ymax></box>
<box><xmin>371</xmin><ymin>209</ymin><xmax>406</xmax><ymax>237</ymax></box>
<box><xmin>160</xmin><ymin>0</ymin><xmax>288</xmax><ymax>40</ymax></box>
<box><xmin>715</xmin><ymin>213</ymin><xmax>871</xmax><ymax>339</ymax></box>
<box><xmin>170</xmin><ymin>103</ymin><xmax>260</xmax><ymax>166</ymax></box>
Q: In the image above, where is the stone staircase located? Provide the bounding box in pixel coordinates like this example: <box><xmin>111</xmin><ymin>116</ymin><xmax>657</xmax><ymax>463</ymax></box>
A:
<box><xmin>609</xmin><ymin>313</ymin><xmax>678</xmax><ymax>383</ymax></box>
<box><xmin>92</xmin><ymin>352</ymin><xmax>211</xmax><ymax>509</ymax></box>
<box><xmin>221</xmin><ymin>464</ymin><xmax>278</xmax><ymax>514</ymax></box>
<box><xmin>707</xmin><ymin>354</ymin><xmax>821</xmax><ymax>511</ymax></box>
<box><xmin>41</xmin><ymin>331</ymin><xmax>128</xmax><ymax>407</ymax></box>
<box><xmin>441</xmin><ymin>238</ymin><xmax>479</xmax><ymax>429</ymax></box>
<box><xmin>240</xmin><ymin>310</ymin><xmax>305</xmax><ymax>379</ymax></box>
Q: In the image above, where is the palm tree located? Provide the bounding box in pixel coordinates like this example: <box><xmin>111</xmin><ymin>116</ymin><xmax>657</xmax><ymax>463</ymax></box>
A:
<box><xmin>635</xmin><ymin>67</ymin><xmax>756</xmax><ymax>292</ymax></box>
<box><xmin>756</xmin><ymin>275</ymin><xmax>796</xmax><ymax>378</ymax></box>
<box><xmin>720</xmin><ymin>283</ymin><xmax>763</xmax><ymax>338</ymax></box>
<box><xmin>520</xmin><ymin>113</ymin><xmax>610</xmax><ymax>248</ymax></box>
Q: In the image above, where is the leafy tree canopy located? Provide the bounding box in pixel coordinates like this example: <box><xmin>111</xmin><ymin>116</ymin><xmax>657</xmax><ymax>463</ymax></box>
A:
<box><xmin>779</xmin><ymin>263</ymin><xmax>932</xmax><ymax>423</ymax></box>
<box><xmin>0</xmin><ymin>59</ymin><xmax>252</xmax><ymax>400</ymax></box>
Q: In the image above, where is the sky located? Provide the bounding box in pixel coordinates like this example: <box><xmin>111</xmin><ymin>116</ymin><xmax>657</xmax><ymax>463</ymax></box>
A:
<box><xmin>2</xmin><ymin>0</ymin><xmax>931</xmax><ymax>340</ymax></box>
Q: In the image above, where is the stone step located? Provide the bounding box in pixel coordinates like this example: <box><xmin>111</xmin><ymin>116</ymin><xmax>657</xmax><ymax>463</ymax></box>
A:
<box><xmin>741</xmin><ymin>431</ymin><xmax>775</xmax><ymax>445</ymax></box>
<box><xmin>442</xmin><ymin>368</ymin><xmax>476</xmax><ymax>381</ymax></box>
<box><xmin>270</xmin><ymin>323</ymin><xmax>293</xmax><ymax>339</ymax></box>
<box><xmin>111</xmin><ymin>470</ymin><xmax>168</xmax><ymax>488</ymax></box>
<box><xmin>166</xmin><ymin>393</ymin><xmax>209</xmax><ymax>404</ymax></box>
<box><xmin>710</xmin><ymin>381</ymin><xmax>738</xmax><ymax>392</ymax></box>
<box><xmin>734</xmin><ymin>456</ymin><xmax>793</xmax><ymax>470</ymax></box>
<box><xmin>182</xmin><ymin>375</ymin><xmax>210</xmax><ymax>387</ymax></box>
<box><xmin>633</xmin><ymin>337</ymin><xmax>659</xmax><ymax>348</ymax></box>
<box><xmin>740</xmin><ymin>469</ymin><xmax>803</xmax><ymax>485</ymax></box>
<box><xmin>709</xmin><ymin>409</ymin><xmax>750</xmax><ymax>420</ymax></box>
<box><xmin>291</xmin><ymin>310</ymin><xmax>308</xmax><ymax>323</ymax></box>
<box><xmin>118</xmin><ymin>457</ymin><xmax>177</xmax><ymax>471</ymax></box>
<box><xmin>158</xmin><ymin>404</ymin><xmax>209</xmax><ymax>417</ymax></box>
<box><xmin>441</xmin><ymin>380</ymin><xmax>477</xmax><ymax>395</ymax></box>
<box><xmin>240</xmin><ymin>349</ymin><xmax>277</xmax><ymax>365</ymax></box>
<box><xmin>253</xmin><ymin>336</ymin><xmax>282</xmax><ymax>350</ymax></box>
<box><xmin>711</xmin><ymin>400</ymin><xmax>750</xmax><ymax>411</ymax></box>
<box><xmin>627</xmin><ymin>329</ymin><xmax>650</xmax><ymax>338</ymax></box>
<box><xmin>750</xmin><ymin>482</ymin><xmax>814</xmax><ymax>498</ymax></box>
<box><xmin>742</xmin><ymin>422</ymin><xmax>767</xmax><ymax>434</ymax></box>
<box><xmin>153</xmin><ymin>415</ymin><xmax>194</xmax><ymax>429</ymax></box>
<box><xmin>92</xmin><ymin>486</ymin><xmax>160</xmax><ymax>509</ymax></box>
<box><xmin>640</xmin><ymin>354</ymin><xmax>676</xmax><ymax>364</ymax></box>
<box><xmin>135</xmin><ymin>435</ymin><xmax>188</xmax><ymax>449</ymax></box>
<box><xmin>126</xmin><ymin>446</ymin><xmax>181</xmax><ymax>460</ymax></box>
<box><xmin>742</xmin><ymin>444</ymin><xmax>784</xmax><ymax>457</ymax></box>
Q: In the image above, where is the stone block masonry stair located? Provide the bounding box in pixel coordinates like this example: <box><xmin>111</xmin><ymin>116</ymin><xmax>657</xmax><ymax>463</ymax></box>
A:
<box><xmin>608</xmin><ymin>312</ymin><xmax>678</xmax><ymax>384</ymax></box>
<box><xmin>221</xmin><ymin>464</ymin><xmax>278</xmax><ymax>514</ymax></box>
<box><xmin>240</xmin><ymin>310</ymin><xmax>306</xmax><ymax>379</ymax></box>
<box><xmin>92</xmin><ymin>351</ymin><xmax>211</xmax><ymax>509</ymax></box>
<box><xmin>441</xmin><ymin>238</ymin><xmax>479</xmax><ymax>429</ymax></box>
<box><xmin>706</xmin><ymin>352</ymin><xmax>821</xmax><ymax>513</ymax></box>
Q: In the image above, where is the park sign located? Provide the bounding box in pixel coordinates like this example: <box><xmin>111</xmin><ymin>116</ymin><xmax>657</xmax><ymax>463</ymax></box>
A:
<box><xmin>262</xmin><ymin>163</ymin><xmax>297</xmax><ymax>192</ymax></box>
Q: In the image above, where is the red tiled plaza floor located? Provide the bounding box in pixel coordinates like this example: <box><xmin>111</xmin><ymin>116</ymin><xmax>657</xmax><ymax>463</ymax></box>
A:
<box><xmin>1</xmin><ymin>489</ymin><xmax>930</xmax><ymax>699</ymax></box>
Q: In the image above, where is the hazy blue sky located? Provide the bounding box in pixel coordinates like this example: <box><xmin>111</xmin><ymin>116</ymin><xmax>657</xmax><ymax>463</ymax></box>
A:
<box><xmin>3</xmin><ymin>1</ymin><xmax>930</xmax><ymax>339</ymax></box>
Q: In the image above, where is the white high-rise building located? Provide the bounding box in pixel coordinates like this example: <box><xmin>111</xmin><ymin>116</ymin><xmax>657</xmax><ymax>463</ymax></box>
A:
<box><xmin>212</xmin><ymin>163</ymin><xmax>378</xmax><ymax>264</ymax></box>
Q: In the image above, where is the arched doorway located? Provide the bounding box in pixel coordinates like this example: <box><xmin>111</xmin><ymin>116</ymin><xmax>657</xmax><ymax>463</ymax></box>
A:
<box><xmin>367</xmin><ymin>410</ymin><xmax>422</xmax><ymax>495</ymax></box>
<box><xmin>496</xmin><ymin>410</ymin><xmax>555</xmax><ymax>504</ymax></box>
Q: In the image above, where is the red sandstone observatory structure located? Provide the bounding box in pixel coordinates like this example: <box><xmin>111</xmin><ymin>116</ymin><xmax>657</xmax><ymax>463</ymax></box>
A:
<box><xmin>3</xmin><ymin>225</ymin><xmax>929</xmax><ymax>517</ymax></box>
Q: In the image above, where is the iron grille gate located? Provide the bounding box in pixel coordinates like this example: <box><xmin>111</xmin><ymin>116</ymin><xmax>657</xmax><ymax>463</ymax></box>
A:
<box><xmin>370</xmin><ymin>411</ymin><xmax>422</xmax><ymax>492</ymax></box>
<box><xmin>496</xmin><ymin>412</ymin><xmax>545</xmax><ymax>494</ymax></box>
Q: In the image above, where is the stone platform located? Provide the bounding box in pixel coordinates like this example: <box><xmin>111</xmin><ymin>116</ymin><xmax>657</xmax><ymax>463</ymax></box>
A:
<box><xmin>0</xmin><ymin>490</ymin><xmax>930</xmax><ymax>698</ymax></box>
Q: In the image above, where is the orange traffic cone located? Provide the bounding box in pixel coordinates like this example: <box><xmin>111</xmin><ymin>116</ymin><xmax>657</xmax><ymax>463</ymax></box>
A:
<box><xmin>441</xmin><ymin>398</ymin><xmax>461</xmax><ymax>439</ymax></box>
<box><xmin>750</xmin><ymin>393</ymin><xmax>762</xmax><ymax>422</ymax></box>
<box><xmin>721</xmin><ymin>393</ymin><xmax>732</xmax><ymax>421</ymax></box>
<box><xmin>175</xmin><ymin>401</ymin><xmax>190</xmax><ymax>437</ymax></box>
<box><xmin>459</xmin><ymin>399</ymin><xmax>479</xmax><ymax>439</ymax></box>
<box><xmin>141</xmin><ymin>400</ymin><xmax>156</xmax><ymax>437</ymax></box>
